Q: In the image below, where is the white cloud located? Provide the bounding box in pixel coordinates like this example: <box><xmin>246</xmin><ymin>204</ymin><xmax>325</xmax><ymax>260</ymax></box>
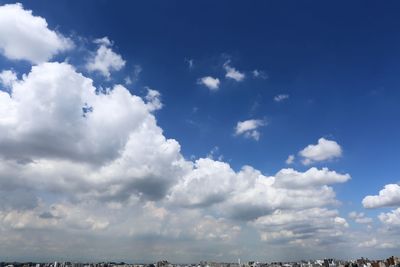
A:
<box><xmin>0</xmin><ymin>70</ymin><xmax>17</xmax><ymax>88</ymax></box>
<box><xmin>0</xmin><ymin>62</ymin><xmax>188</xmax><ymax>202</ymax></box>
<box><xmin>274</xmin><ymin>167</ymin><xmax>350</xmax><ymax>189</ymax></box>
<box><xmin>334</xmin><ymin>216</ymin><xmax>349</xmax><ymax>228</ymax></box>
<box><xmin>169</xmin><ymin>158</ymin><xmax>235</xmax><ymax>208</ymax></box>
<box><xmin>286</xmin><ymin>155</ymin><xmax>295</xmax><ymax>165</ymax></box>
<box><xmin>378</xmin><ymin>208</ymin><xmax>400</xmax><ymax>226</ymax></box>
<box><xmin>234</xmin><ymin>119</ymin><xmax>266</xmax><ymax>141</ymax></box>
<box><xmin>299</xmin><ymin>138</ymin><xmax>342</xmax><ymax>165</ymax></box>
<box><xmin>348</xmin><ymin>211</ymin><xmax>373</xmax><ymax>224</ymax></box>
<box><xmin>197</xmin><ymin>76</ymin><xmax>220</xmax><ymax>91</ymax></box>
<box><xmin>0</xmin><ymin>3</ymin><xmax>73</xmax><ymax>63</ymax></box>
<box><xmin>274</xmin><ymin>94</ymin><xmax>289</xmax><ymax>102</ymax></box>
<box><xmin>170</xmin><ymin>160</ymin><xmax>349</xmax><ymax>222</ymax></box>
<box><xmin>86</xmin><ymin>37</ymin><xmax>126</xmax><ymax>78</ymax></box>
<box><xmin>93</xmin><ymin>36</ymin><xmax>112</xmax><ymax>46</ymax></box>
<box><xmin>362</xmin><ymin>184</ymin><xmax>400</xmax><ymax>208</ymax></box>
<box><xmin>145</xmin><ymin>87</ymin><xmax>163</xmax><ymax>112</ymax></box>
<box><xmin>224</xmin><ymin>61</ymin><xmax>245</xmax><ymax>82</ymax></box>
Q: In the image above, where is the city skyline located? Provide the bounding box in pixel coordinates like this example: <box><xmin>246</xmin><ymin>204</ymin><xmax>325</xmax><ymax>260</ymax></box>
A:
<box><xmin>0</xmin><ymin>0</ymin><xmax>400</xmax><ymax>262</ymax></box>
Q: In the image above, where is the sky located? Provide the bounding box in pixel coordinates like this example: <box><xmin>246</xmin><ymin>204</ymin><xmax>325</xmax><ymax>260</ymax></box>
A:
<box><xmin>0</xmin><ymin>0</ymin><xmax>400</xmax><ymax>263</ymax></box>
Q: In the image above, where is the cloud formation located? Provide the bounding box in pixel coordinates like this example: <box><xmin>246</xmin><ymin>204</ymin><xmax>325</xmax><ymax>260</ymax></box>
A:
<box><xmin>299</xmin><ymin>138</ymin><xmax>342</xmax><ymax>165</ymax></box>
<box><xmin>224</xmin><ymin>61</ymin><xmax>245</xmax><ymax>82</ymax></box>
<box><xmin>235</xmin><ymin>119</ymin><xmax>266</xmax><ymax>141</ymax></box>
<box><xmin>198</xmin><ymin>76</ymin><xmax>220</xmax><ymax>91</ymax></box>
<box><xmin>362</xmin><ymin>184</ymin><xmax>400</xmax><ymax>208</ymax></box>
<box><xmin>0</xmin><ymin>3</ymin><xmax>73</xmax><ymax>63</ymax></box>
<box><xmin>379</xmin><ymin>208</ymin><xmax>400</xmax><ymax>226</ymax></box>
<box><xmin>86</xmin><ymin>37</ymin><xmax>126</xmax><ymax>78</ymax></box>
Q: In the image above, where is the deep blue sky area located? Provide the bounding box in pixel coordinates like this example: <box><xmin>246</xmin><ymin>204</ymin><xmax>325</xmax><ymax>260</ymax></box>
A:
<box><xmin>1</xmin><ymin>0</ymin><xmax>400</xmax><ymax>261</ymax></box>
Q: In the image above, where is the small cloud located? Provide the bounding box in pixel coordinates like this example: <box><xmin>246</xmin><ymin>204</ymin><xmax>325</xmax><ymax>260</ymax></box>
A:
<box><xmin>145</xmin><ymin>87</ymin><xmax>163</xmax><ymax>112</ymax></box>
<box><xmin>224</xmin><ymin>61</ymin><xmax>245</xmax><ymax>82</ymax></box>
<box><xmin>285</xmin><ymin>154</ymin><xmax>295</xmax><ymax>165</ymax></box>
<box><xmin>334</xmin><ymin>216</ymin><xmax>349</xmax><ymax>228</ymax></box>
<box><xmin>299</xmin><ymin>138</ymin><xmax>342</xmax><ymax>165</ymax></box>
<box><xmin>197</xmin><ymin>76</ymin><xmax>220</xmax><ymax>91</ymax></box>
<box><xmin>252</xmin><ymin>69</ymin><xmax>268</xmax><ymax>79</ymax></box>
<box><xmin>86</xmin><ymin>36</ymin><xmax>126</xmax><ymax>79</ymax></box>
<box><xmin>93</xmin><ymin>36</ymin><xmax>112</xmax><ymax>47</ymax></box>
<box><xmin>235</xmin><ymin>119</ymin><xmax>266</xmax><ymax>141</ymax></box>
<box><xmin>274</xmin><ymin>94</ymin><xmax>289</xmax><ymax>102</ymax></box>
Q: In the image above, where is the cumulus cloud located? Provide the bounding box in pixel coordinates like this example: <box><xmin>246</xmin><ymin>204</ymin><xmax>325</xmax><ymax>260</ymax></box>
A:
<box><xmin>378</xmin><ymin>208</ymin><xmax>400</xmax><ymax>226</ymax></box>
<box><xmin>224</xmin><ymin>61</ymin><xmax>245</xmax><ymax>82</ymax></box>
<box><xmin>274</xmin><ymin>94</ymin><xmax>289</xmax><ymax>102</ymax></box>
<box><xmin>299</xmin><ymin>138</ymin><xmax>342</xmax><ymax>165</ymax></box>
<box><xmin>0</xmin><ymin>70</ymin><xmax>17</xmax><ymax>88</ymax></box>
<box><xmin>170</xmin><ymin>160</ymin><xmax>350</xmax><ymax>221</ymax></box>
<box><xmin>274</xmin><ymin>167</ymin><xmax>350</xmax><ymax>189</ymax></box>
<box><xmin>0</xmin><ymin>62</ymin><xmax>189</xmax><ymax>203</ymax></box>
<box><xmin>197</xmin><ymin>76</ymin><xmax>220</xmax><ymax>91</ymax></box>
<box><xmin>86</xmin><ymin>37</ymin><xmax>126</xmax><ymax>78</ymax></box>
<box><xmin>0</xmin><ymin>3</ymin><xmax>73</xmax><ymax>63</ymax></box>
<box><xmin>362</xmin><ymin>184</ymin><xmax>400</xmax><ymax>208</ymax></box>
<box><xmin>169</xmin><ymin>158</ymin><xmax>236</xmax><ymax>208</ymax></box>
<box><xmin>234</xmin><ymin>119</ymin><xmax>266</xmax><ymax>141</ymax></box>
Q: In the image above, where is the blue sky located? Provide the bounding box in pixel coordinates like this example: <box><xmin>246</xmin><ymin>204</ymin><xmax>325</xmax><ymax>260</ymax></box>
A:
<box><xmin>0</xmin><ymin>0</ymin><xmax>400</xmax><ymax>262</ymax></box>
